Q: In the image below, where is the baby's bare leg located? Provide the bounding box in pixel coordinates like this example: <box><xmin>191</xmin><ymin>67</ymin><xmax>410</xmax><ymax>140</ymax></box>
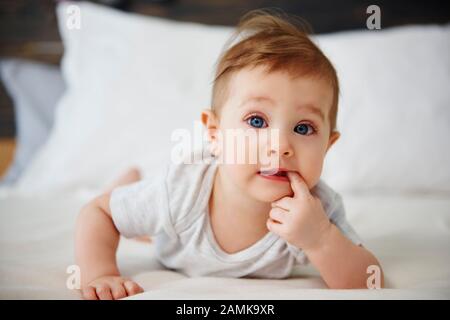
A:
<box><xmin>107</xmin><ymin>168</ymin><xmax>151</xmax><ymax>243</ymax></box>
<box><xmin>105</xmin><ymin>167</ymin><xmax>141</xmax><ymax>193</ymax></box>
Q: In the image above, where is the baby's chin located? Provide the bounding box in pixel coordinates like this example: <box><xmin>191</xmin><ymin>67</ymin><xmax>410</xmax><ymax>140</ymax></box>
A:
<box><xmin>249</xmin><ymin>184</ymin><xmax>294</xmax><ymax>203</ymax></box>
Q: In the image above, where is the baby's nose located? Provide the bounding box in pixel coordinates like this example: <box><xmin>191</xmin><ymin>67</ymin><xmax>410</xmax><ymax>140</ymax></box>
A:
<box><xmin>267</xmin><ymin>142</ymin><xmax>294</xmax><ymax>158</ymax></box>
<box><xmin>277</xmin><ymin>135</ymin><xmax>294</xmax><ymax>158</ymax></box>
<box><xmin>282</xmin><ymin>149</ymin><xmax>293</xmax><ymax>157</ymax></box>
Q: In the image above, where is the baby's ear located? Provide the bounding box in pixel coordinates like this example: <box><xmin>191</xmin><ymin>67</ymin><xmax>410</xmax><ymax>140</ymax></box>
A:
<box><xmin>326</xmin><ymin>131</ymin><xmax>340</xmax><ymax>152</ymax></box>
<box><xmin>201</xmin><ymin>109</ymin><xmax>219</xmax><ymax>129</ymax></box>
<box><xmin>201</xmin><ymin>109</ymin><xmax>221</xmax><ymax>157</ymax></box>
<box><xmin>201</xmin><ymin>109</ymin><xmax>219</xmax><ymax>139</ymax></box>
<box><xmin>201</xmin><ymin>109</ymin><xmax>213</xmax><ymax>127</ymax></box>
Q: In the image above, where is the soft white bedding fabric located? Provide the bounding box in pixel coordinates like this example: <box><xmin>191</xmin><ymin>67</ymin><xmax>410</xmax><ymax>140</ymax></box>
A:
<box><xmin>1</xmin><ymin>191</ymin><xmax>449</xmax><ymax>299</ymax></box>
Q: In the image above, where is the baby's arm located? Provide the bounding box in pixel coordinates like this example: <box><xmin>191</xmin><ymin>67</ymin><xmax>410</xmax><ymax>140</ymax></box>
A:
<box><xmin>268</xmin><ymin>172</ymin><xmax>384</xmax><ymax>289</ymax></box>
<box><xmin>302</xmin><ymin>224</ymin><xmax>384</xmax><ymax>289</ymax></box>
<box><xmin>75</xmin><ymin>192</ymin><xmax>143</xmax><ymax>300</ymax></box>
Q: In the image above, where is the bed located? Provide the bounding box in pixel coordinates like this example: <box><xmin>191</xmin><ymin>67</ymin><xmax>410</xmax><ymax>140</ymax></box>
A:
<box><xmin>1</xmin><ymin>191</ymin><xmax>449</xmax><ymax>299</ymax></box>
<box><xmin>0</xmin><ymin>1</ymin><xmax>449</xmax><ymax>300</ymax></box>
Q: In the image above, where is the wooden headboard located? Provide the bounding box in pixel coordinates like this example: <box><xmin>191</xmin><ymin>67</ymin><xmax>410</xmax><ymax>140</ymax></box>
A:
<box><xmin>0</xmin><ymin>0</ymin><xmax>449</xmax><ymax>139</ymax></box>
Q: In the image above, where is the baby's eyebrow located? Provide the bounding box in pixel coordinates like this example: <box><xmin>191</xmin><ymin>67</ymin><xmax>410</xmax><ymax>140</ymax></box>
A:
<box><xmin>239</xmin><ymin>96</ymin><xmax>274</xmax><ymax>108</ymax></box>
<box><xmin>296</xmin><ymin>104</ymin><xmax>325</xmax><ymax>122</ymax></box>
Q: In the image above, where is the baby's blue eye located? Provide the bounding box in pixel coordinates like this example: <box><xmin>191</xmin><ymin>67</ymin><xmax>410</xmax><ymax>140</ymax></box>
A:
<box><xmin>247</xmin><ymin>116</ymin><xmax>267</xmax><ymax>128</ymax></box>
<box><xmin>294</xmin><ymin>123</ymin><xmax>314</xmax><ymax>135</ymax></box>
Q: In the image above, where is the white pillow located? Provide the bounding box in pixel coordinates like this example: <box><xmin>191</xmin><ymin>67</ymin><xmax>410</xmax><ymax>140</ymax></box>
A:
<box><xmin>14</xmin><ymin>1</ymin><xmax>232</xmax><ymax>193</ymax></box>
<box><xmin>14</xmin><ymin>1</ymin><xmax>450</xmax><ymax>195</ymax></box>
<box><xmin>318</xmin><ymin>25</ymin><xmax>450</xmax><ymax>194</ymax></box>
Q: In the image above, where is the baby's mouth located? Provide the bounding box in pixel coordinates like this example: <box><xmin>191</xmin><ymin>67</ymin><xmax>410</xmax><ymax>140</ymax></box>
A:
<box><xmin>258</xmin><ymin>169</ymin><xmax>290</xmax><ymax>182</ymax></box>
<box><xmin>259</xmin><ymin>170</ymin><xmax>287</xmax><ymax>177</ymax></box>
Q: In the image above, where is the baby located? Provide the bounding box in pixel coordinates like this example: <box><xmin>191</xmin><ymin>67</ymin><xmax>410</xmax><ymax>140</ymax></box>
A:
<box><xmin>75</xmin><ymin>10</ymin><xmax>383</xmax><ymax>300</ymax></box>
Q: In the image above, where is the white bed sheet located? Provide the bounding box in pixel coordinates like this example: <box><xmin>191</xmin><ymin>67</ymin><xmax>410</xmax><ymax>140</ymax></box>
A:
<box><xmin>0</xmin><ymin>190</ymin><xmax>449</xmax><ymax>299</ymax></box>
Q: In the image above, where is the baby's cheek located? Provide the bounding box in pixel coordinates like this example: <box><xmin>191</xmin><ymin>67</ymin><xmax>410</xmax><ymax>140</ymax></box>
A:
<box><xmin>298</xmin><ymin>157</ymin><xmax>324</xmax><ymax>189</ymax></box>
<box><xmin>223</xmin><ymin>164</ymin><xmax>252</xmax><ymax>187</ymax></box>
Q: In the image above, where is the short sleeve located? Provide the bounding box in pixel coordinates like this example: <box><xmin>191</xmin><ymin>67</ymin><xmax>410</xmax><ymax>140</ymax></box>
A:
<box><xmin>109</xmin><ymin>166</ymin><xmax>176</xmax><ymax>239</ymax></box>
<box><xmin>328</xmin><ymin>193</ymin><xmax>363</xmax><ymax>247</ymax></box>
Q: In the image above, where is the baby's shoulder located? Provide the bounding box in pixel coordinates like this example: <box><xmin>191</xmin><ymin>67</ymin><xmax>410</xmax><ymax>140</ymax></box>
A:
<box><xmin>311</xmin><ymin>179</ymin><xmax>343</xmax><ymax>214</ymax></box>
<box><xmin>165</xmin><ymin>151</ymin><xmax>217</xmax><ymax>226</ymax></box>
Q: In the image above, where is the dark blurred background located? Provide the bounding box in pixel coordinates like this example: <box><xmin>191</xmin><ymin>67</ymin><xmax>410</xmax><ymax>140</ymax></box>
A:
<box><xmin>0</xmin><ymin>0</ymin><xmax>449</xmax><ymax>138</ymax></box>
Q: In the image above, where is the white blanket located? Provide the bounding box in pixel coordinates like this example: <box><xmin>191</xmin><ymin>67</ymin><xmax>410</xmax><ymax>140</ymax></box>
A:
<box><xmin>1</xmin><ymin>191</ymin><xmax>449</xmax><ymax>299</ymax></box>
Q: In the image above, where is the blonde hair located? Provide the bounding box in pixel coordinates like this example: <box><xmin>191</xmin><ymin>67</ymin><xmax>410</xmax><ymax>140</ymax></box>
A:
<box><xmin>211</xmin><ymin>9</ymin><xmax>339</xmax><ymax>133</ymax></box>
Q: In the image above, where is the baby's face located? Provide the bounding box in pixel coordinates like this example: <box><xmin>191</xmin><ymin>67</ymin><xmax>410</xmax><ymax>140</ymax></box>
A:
<box><xmin>210</xmin><ymin>65</ymin><xmax>339</xmax><ymax>202</ymax></box>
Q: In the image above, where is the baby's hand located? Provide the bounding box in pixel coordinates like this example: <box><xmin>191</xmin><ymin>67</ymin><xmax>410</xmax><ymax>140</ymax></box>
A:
<box><xmin>81</xmin><ymin>276</ymin><xmax>144</xmax><ymax>300</ymax></box>
<box><xmin>267</xmin><ymin>172</ymin><xmax>331</xmax><ymax>251</ymax></box>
